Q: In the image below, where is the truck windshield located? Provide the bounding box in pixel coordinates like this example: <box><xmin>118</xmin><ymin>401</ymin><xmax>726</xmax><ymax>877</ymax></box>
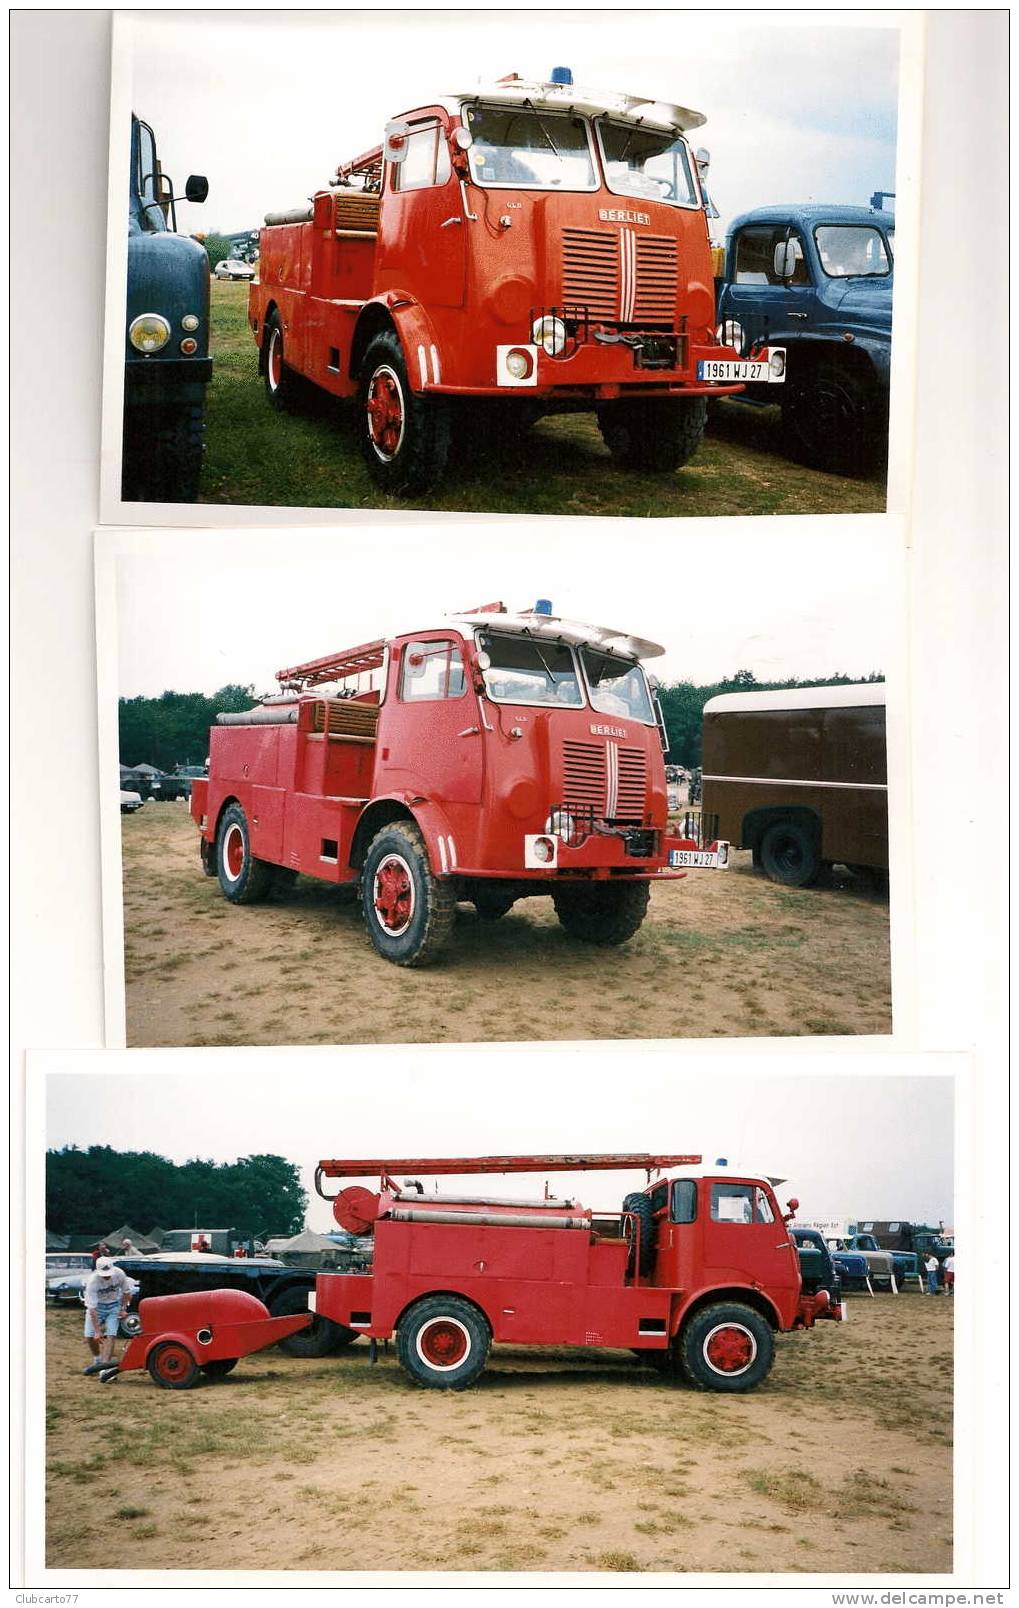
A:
<box><xmin>580</xmin><ymin>648</ymin><xmax>655</xmax><ymax>723</ymax></box>
<box><xmin>478</xmin><ymin>634</ymin><xmax>583</xmax><ymax>708</ymax></box>
<box><xmin>596</xmin><ymin>121</ymin><xmax>699</xmax><ymax>207</ymax></box>
<box><xmin>464</xmin><ymin>104</ymin><xmax>598</xmax><ymax>191</ymax></box>
<box><xmin>814</xmin><ymin>225</ymin><xmax>891</xmax><ymax>278</ymax></box>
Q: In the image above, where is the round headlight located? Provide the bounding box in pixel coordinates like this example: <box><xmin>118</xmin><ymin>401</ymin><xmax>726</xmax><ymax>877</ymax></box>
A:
<box><xmin>532</xmin><ymin>314</ymin><xmax>568</xmax><ymax>357</ymax></box>
<box><xmin>181</xmin><ymin>314</ymin><xmax>200</xmax><ymax>332</ymax></box>
<box><xmin>546</xmin><ymin>809</ymin><xmax>579</xmax><ymax>845</ymax></box>
<box><xmin>128</xmin><ymin>313</ymin><xmax>172</xmax><ymax>354</ymax></box>
<box><xmin>505</xmin><ymin>347</ymin><xmax>533</xmax><ymax>380</ymax></box>
<box><xmin>717</xmin><ymin>318</ymin><xmax>744</xmax><ymax>356</ymax></box>
<box><xmin>769</xmin><ymin>349</ymin><xmax>785</xmax><ymax>378</ymax></box>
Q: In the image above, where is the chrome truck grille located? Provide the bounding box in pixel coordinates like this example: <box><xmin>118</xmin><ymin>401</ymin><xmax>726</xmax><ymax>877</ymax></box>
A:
<box><xmin>562</xmin><ymin>228</ymin><xmax>678</xmax><ymax>326</ymax></box>
<box><xmin>562</xmin><ymin>741</ymin><xmax>648</xmax><ymax>822</ymax></box>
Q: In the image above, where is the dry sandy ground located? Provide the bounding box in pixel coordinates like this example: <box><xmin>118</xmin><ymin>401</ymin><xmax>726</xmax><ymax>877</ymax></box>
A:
<box><xmin>46</xmin><ymin>1295</ymin><xmax>951</xmax><ymax>1575</ymax></box>
<box><xmin>122</xmin><ymin>806</ymin><xmax>892</xmax><ymax>1047</ymax></box>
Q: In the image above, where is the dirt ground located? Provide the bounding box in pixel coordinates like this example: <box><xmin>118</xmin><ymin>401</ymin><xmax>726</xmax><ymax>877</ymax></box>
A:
<box><xmin>122</xmin><ymin>805</ymin><xmax>892</xmax><ymax>1047</ymax></box>
<box><xmin>45</xmin><ymin>1294</ymin><xmax>952</xmax><ymax>1575</ymax></box>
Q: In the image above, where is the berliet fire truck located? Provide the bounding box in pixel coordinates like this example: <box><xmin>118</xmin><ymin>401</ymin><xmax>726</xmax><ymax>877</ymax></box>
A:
<box><xmin>309</xmin><ymin>1153</ymin><xmax>842</xmax><ymax>1393</ymax></box>
<box><xmin>247</xmin><ymin>66</ymin><xmax>784</xmax><ymax>493</ymax></box>
<box><xmin>190</xmin><ymin>601</ymin><xmax>728</xmax><ymax>966</ymax></box>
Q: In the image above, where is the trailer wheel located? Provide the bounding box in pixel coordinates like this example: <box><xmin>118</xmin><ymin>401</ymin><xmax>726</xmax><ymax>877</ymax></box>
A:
<box><xmin>596</xmin><ymin>396</ymin><xmax>707</xmax><ymax>473</ymax></box>
<box><xmin>622</xmin><ymin>1191</ymin><xmax>657</xmax><ymax>1276</ymax></box>
<box><xmin>759</xmin><ymin>820</ymin><xmax>821</xmax><ymax>887</ymax></box>
<box><xmin>122</xmin><ymin>400</ymin><xmax>205</xmax><ymax>503</ymax></box>
<box><xmin>472</xmin><ymin>888</ymin><xmax>516</xmax><ymax>921</ymax></box>
<box><xmin>216</xmin><ymin>803</ymin><xmax>276</xmax><ymax>904</ymax></box>
<box><xmin>263</xmin><ymin>312</ymin><xmax>299</xmax><ymax>411</ymax></box>
<box><xmin>678</xmin><ymin>1303</ymin><xmax>774</xmax><ymax>1394</ymax></box>
<box><xmin>397</xmin><ymin>1295</ymin><xmax>491</xmax><ymax>1391</ymax></box>
<box><xmin>269</xmin><ymin>1285</ymin><xmax>357</xmax><ymax>1356</ymax></box>
<box><xmin>199</xmin><ymin>1357</ymin><xmax>238</xmax><ymax>1378</ymax></box>
<box><xmin>147</xmin><ymin>1340</ymin><xmax>201</xmax><ymax>1390</ymax></box>
<box><xmin>359</xmin><ymin>331</ymin><xmax>451</xmax><ymax>496</ymax></box>
<box><xmin>552</xmin><ymin>881</ymin><xmax>650</xmax><ymax>945</ymax></box>
<box><xmin>781</xmin><ymin>362</ymin><xmax>883</xmax><ymax>476</ymax></box>
<box><xmin>361</xmin><ymin>821</ymin><xmax>456</xmax><ymax>966</ymax></box>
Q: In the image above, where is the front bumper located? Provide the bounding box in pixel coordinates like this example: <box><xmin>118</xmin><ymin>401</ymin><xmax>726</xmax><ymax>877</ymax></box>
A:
<box><xmin>520</xmin><ymin>828</ymin><xmax>729</xmax><ymax>876</ymax></box>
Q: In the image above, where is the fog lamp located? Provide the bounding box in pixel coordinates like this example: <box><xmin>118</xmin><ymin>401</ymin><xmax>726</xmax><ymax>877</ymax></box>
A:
<box><xmin>128</xmin><ymin>313</ymin><xmax>171</xmax><ymax>354</ymax></box>
<box><xmin>532</xmin><ymin>314</ymin><xmax>567</xmax><ymax>357</ymax></box>
<box><xmin>769</xmin><ymin>349</ymin><xmax>785</xmax><ymax>377</ymax></box>
<box><xmin>505</xmin><ymin>347</ymin><xmax>534</xmax><ymax>380</ymax></box>
<box><xmin>531</xmin><ymin>836</ymin><xmax>555</xmax><ymax>863</ymax></box>
<box><xmin>717</xmin><ymin>318</ymin><xmax>744</xmax><ymax>355</ymax></box>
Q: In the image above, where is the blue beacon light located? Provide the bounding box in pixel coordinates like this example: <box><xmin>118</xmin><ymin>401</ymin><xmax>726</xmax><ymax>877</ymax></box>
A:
<box><xmin>534</xmin><ymin>599</ymin><xmax>553</xmax><ymax>616</ymax></box>
<box><xmin>549</xmin><ymin>66</ymin><xmax>574</xmax><ymax>87</ymax></box>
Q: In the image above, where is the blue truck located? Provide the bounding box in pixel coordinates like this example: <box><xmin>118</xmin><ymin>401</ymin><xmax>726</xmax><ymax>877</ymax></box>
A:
<box><xmin>715</xmin><ymin>202</ymin><xmax>894</xmax><ymax>476</ymax></box>
<box><xmin>123</xmin><ymin>114</ymin><xmax>212</xmax><ymax>503</ymax></box>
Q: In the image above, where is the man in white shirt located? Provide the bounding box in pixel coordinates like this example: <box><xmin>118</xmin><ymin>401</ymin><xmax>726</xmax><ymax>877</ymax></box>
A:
<box><xmin>924</xmin><ymin>1253</ymin><xmax>941</xmax><ymax>1295</ymax></box>
<box><xmin>943</xmin><ymin>1253</ymin><xmax>955</xmax><ymax>1295</ymax></box>
<box><xmin>82</xmin><ymin>1257</ymin><xmax>134</xmax><ymax>1375</ymax></box>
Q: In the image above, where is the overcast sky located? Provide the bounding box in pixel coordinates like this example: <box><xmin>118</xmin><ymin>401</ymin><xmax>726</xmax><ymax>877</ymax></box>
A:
<box><xmin>44</xmin><ymin>1055</ymin><xmax>952</xmax><ymax>1230</ymax></box>
<box><xmin>123</xmin><ymin>12</ymin><xmax>899</xmax><ymax>242</ymax></box>
<box><xmin>114</xmin><ymin>523</ymin><xmax>894</xmax><ymax>697</ymax></box>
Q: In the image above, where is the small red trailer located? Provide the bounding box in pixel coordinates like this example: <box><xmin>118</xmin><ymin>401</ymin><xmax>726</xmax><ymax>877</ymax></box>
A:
<box><xmin>247</xmin><ymin>67</ymin><xmax>784</xmax><ymax>493</ymax></box>
<box><xmin>189</xmin><ymin>601</ymin><xmax>727</xmax><ymax>966</ymax></box>
<box><xmin>102</xmin><ymin>1289</ymin><xmax>312</xmax><ymax>1388</ymax></box>
<box><xmin>311</xmin><ymin>1153</ymin><xmax>840</xmax><ymax>1392</ymax></box>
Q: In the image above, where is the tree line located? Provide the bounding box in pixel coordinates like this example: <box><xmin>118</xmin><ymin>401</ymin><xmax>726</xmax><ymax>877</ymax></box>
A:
<box><xmin>46</xmin><ymin>1145</ymin><xmax>308</xmax><ymax>1239</ymax></box>
<box><xmin>121</xmin><ymin>671</ymin><xmax>884</xmax><ymax>773</ymax></box>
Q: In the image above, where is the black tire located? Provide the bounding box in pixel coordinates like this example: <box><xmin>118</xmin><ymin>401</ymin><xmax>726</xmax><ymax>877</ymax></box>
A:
<box><xmin>678</xmin><ymin>1303</ymin><xmax>774</xmax><ymax>1394</ymax></box>
<box><xmin>781</xmin><ymin>362</ymin><xmax>884</xmax><ymax>476</ymax></box>
<box><xmin>759</xmin><ymin>820</ymin><xmax>821</xmax><ymax>888</ymax></box>
<box><xmin>472</xmin><ymin>888</ymin><xmax>516</xmax><ymax>921</ymax></box>
<box><xmin>269</xmin><ymin>1284</ymin><xmax>357</xmax><ymax>1357</ymax></box>
<box><xmin>396</xmin><ymin>1295</ymin><xmax>491</xmax><ymax>1391</ymax></box>
<box><xmin>552</xmin><ymin>881</ymin><xmax>650</xmax><ymax>945</ymax></box>
<box><xmin>147</xmin><ymin>1340</ymin><xmax>201</xmax><ymax>1390</ymax></box>
<box><xmin>122</xmin><ymin>399</ymin><xmax>205</xmax><ymax>503</ymax></box>
<box><xmin>622</xmin><ymin>1191</ymin><xmax>657</xmax><ymax>1276</ymax></box>
<box><xmin>596</xmin><ymin>396</ymin><xmax>707</xmax><ymax>472</ymax></box>
<box><xmin>359</xmin><ymin>329</ymin><xmax>451</xmax><ymax>496</ymax></box>
<box><xmin>360</xmin><ymin>821</ymin><xmax>456</xmax><ymax>966</ymax></box>
<box><xmin>199</xmin><ymin>1357</ymin><xmax>238</xmax><ymax>1378</ymax></box>
<box><xmin>263</xmin><ymin>311</ymin><xmax>300</xmax><ymax>411</ymax></box>
<box><xmin>216</xmin><ymin>803</ymin><xmax>276</xmax><ymax>904</ymax></box>
<box><xmin>631</xmin><ymin>1347</ymin><xmax>674</xmax><ymax>1373</ymax></box>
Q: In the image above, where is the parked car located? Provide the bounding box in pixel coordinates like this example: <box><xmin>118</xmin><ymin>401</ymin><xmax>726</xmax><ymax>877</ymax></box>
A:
<box><xmin>113</xmin><ymin>1249</ymin><xmax>370</xmax><ymax>1355</ymax></box>
<box><xmin>214</xmin><ymin>257</ymin><xmax>255</xmax><ymax>281</ymax></box>
<box><xmin>46</xmin><ymin>1252</ymin><xmax>95</xmax><ymax>1305</ymax></box>
<box><xmin>120</xmin><ymin>789</ymin><xmax>144</xmax><ymax>814</ymax></box>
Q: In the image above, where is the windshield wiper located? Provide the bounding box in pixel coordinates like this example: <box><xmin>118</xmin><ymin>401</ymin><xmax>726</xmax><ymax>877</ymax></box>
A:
<box><xmin>522</xmin><ymin>100</ymin><xmax>562</xmax><ymax>159</ymax></box>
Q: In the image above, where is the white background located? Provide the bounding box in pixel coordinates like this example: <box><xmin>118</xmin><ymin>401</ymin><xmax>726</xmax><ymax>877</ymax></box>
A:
<box><xmin>10</xmin><ymin>7</ymin><xmax>1009</xmax><ymax>1595</ymax></box>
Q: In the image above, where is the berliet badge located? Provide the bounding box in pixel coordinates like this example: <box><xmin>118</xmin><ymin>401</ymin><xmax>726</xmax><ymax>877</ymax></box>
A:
<box><xmin>598</xmin><ymin>208</ymin><xmax>651</xmax><ymax>226</ymax></box>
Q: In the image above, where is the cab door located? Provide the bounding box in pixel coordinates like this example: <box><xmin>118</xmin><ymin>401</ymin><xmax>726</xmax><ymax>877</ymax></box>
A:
<box><xmin>723</xmin><ymin>221</ymin><xmax>813</xmax><ymax>353</ymax></box>
<box><xmin>700</xmin><ymin>1180</ymin><xmax>800</xmax><ymax>1300</ymax></box>
<box><xmin>375</xmin><ymin>116</ymin><xmax>466</xmax><ymax>310</ymax></box>
<box><xmin>378</xmin><ymin>635</ymin><xmax>483</xmax><ymax>805</ymax></box>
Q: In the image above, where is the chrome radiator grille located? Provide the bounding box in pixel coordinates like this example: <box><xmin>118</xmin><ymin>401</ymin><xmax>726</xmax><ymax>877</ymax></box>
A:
<box><xmin>562</xmin><ymin>740</ymin><xmax>607</xmax><ymax>813</ymax></box>
<box><xmin>561</xmin><ymin>741</ymin><xmax>648</xmax><ymax>822</ymax></box>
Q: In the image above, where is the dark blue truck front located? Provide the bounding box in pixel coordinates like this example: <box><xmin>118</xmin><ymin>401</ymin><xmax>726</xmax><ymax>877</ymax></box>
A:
<box><xmin>715</xmin><ymin>203</ymin><xmax>894</xmax><ymax>475</ymax></box>
<box><xmin>123</xmin><ymin>114</ymin><xmax>211</xmax><ymax>502</ymax></box>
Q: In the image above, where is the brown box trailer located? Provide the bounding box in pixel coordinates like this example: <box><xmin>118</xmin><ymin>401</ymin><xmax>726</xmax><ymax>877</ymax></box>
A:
<box><xmin>700</xmin><ymin>684</ymin><xmax>887</xmax><ymax>887</ymax></box>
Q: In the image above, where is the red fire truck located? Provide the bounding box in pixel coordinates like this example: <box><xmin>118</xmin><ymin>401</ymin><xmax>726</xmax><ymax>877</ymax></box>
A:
<box><xmin>247</xmin><ymin>66</ymin><xmax>784</xmax><ymax>494</ymax></box>
<box><xmin>189</xmin><ymin>601</ymin><xmax>728</xmax><ymax>966</ymax></box>
<box><xmin>312</xmin><ymin>1153</ymin><xmax>841</xmax><ymax>1393</ymax></box>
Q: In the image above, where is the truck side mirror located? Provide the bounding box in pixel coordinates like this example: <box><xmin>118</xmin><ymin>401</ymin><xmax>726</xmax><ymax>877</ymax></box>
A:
<box><xmin>773</xmin><ymin>238</ymin><xmax>800</xmax><ymax>280</ymax></box>
<box><xmin>384</xmin><ymin>120</ymin><xmax>411</xmax><ymax>165</ymax></box>
<box><xmin>185</xmin><ymin>174</ymin><xmax>209</xmax><ymax>204</ymax></box>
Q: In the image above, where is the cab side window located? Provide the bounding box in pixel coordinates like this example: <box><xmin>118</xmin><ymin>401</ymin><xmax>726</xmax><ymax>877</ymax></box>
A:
<box><xmin>734</xmin><ymin>226</ymin><xmax>810</xmax><ymax>287</ymax></box>
<box><xmin>711</xmin><ymin>1183</ymin><xmax>756</xmax><ymax>1223</ymax></box>
<box><xmin>398</xmin><ymin>640</ymin><xmax>466</xmax><ymax>702</ymax></box>
<box><xmin>670</xmin><ymin>1180</ymin><xmax>697</xmax><ymax>1223</ymax></box>
<box><xmin>393</xmin><ymin>123</ymin><xmax>452</xmax><ymax>193</ymax></box>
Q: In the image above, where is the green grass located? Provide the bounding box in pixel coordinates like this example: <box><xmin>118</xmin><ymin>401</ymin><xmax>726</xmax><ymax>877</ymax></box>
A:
<box><xmin>198</xmin><ymin>282</ymin><xmax>887</xmax><ymax>518</ymax></box>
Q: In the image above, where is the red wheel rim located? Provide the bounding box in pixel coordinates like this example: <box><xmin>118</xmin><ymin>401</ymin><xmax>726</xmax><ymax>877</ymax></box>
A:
<box><xmin>417</xmin><ymin>1317</ymin><xmax>470</xmax><ymax>1370</ymax></box>
<box><xmin>366</xmin><ymin>365</ymin><xmax>405</xmax><ymax>461</ymax></box>
<box><xmin>269</xmin><ymin>328</ymin><xmax>282</xmax><ymax>389</ymax></box>
<box><xmin>704</xmin><ymin>1322</ymin><xmax>756</xmax><ymax>1375</ymax></box>
<box><xmin>372</xmin><ymin>853</ymin><xmax>415</xmax><ymax>936</ymax></box>
<box><xmin>152</xmin><ymin>1343</ymin><xmax>194</xmax><ymax>1382</ymax></box>
<box><xmin>223</xmin><ymin>823</ymin><xmax>245</xmax><ymax>881</ymax></box>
